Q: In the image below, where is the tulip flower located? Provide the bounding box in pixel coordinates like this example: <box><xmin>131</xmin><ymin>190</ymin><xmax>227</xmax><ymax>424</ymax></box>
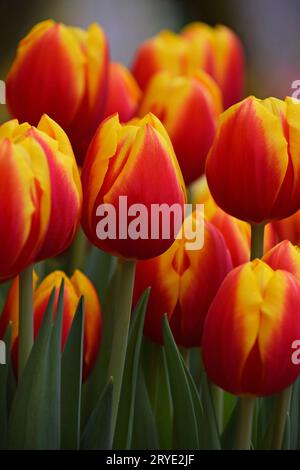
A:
<box><xmin>0</xmin><ymin>270</ymin><xmax>102</xmax><ymax>381</ymax></box>
<box><xmin>272</xmin><ymin>210</ymin><xmax>300</xmax><ymax>247</ymax></box>
<box><xmin>181</xmin><ymin>22</ymin><xmax>245</xmax><ymax>108</ymax></box>
<box><xmin>6</xmin><ymin>20</ymin><xmax>109</xmax><ymax>164</ymax></box>
<box><xmin>103</xmin><ymin>62</ymin><xmax>141</xmax><ymax>122</ymax></box>
<box><xmin>81</xmin><ymin>112</ymin><xmax>186</xmax><ymax>260</ymax></box>
<box><xmin>0</xmin><ymin>114</ymin><xmax>81</xmax><ymax>281</ymax></box>
<box><xmin>133</xmin><ymin>212</ymin><xmax>232</xmax><ymax>346</ymax></box>
<box><xmin>131</xmin><ymin>30</ymin><xmax>192</xmax><ymax>91</ymax></box>
<box><xmin>139</xmin><ymin>71</ymin><xmax>222</xmax><ymax>184</ymax></box>
<box><xmin>206</xmin><ymin>96</ymin><xmax>300</xmax><ymax>224</ymax></box>
<box><xmin>202</xmin><ymin>259</ymin><xmax>300</xmax><ymax>396</ymax></box>
<box><xmin>192</xmin><ymin>177</ymin><xmax>277</xmax><ymax>265</ymax></box>
<box><xmin>263</xmin><ymin>240</ymin><xmax>300</xmax><ymax>281</ymax></box>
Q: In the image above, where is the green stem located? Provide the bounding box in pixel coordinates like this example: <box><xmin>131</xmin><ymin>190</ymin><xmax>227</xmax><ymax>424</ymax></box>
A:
<box><xmin>211</xmin><ymin>384</ymin><xmax>224</xmax><ymax>433</ymax></box>
<box><xmin>234</xmin><ymin>396</ymin><xmax>255</xmax><ymax>449</ymax></box>
<box><xmin>108</xmin><ymin>258</ymin><xmax>136</xmax><ymax>438</ymax></box>
<box><xmin>18</xmin><ymin>264</ymin><xmax>34</xmax><ymax>379</ymax></box>
<box><xmin>250</xmin><ymin>223</ymin><xmax>265</xmax><ymax>260</ymax></box>
<box><xmin>271</xmin><ymin>386</ymin><xmax>292</xmax><ymax>450</ymax></box>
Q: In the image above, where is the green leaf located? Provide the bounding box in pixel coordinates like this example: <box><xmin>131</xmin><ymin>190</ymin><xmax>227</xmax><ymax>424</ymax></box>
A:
<box><xmin>162</xmin><ymin>316</ymin><xmax>199</xmax><ymax>449</ymax></box>
<box><xmin>85</xmin><ymin>247</ymin><xmax>117</xmax><ymax>299</ymax></box>
<box><xmin>142</xmin><ymin>339</ymin><xmax>173</xmax><ymax>449</ymax></box>
<box><xmin>221</xmin><ymin>398</ymin><xmax>240</xmax><ymax>450</ymax></box>
<box><xmin>289</xmin><ymin>377</ymin><xmax>300</xmax><ymax>449</ymax></box>
<box><xmin>0</xmin><ymin>281</ymin><xmax>11</xmax><ymax>314</ymax></box>
<box><xmin>223</xmin><ymin>392</ymin><xmax>237</xmax><ymax>430</ymax></box>
<box><xmin>0</xmin><ymin>324</ymin><xmax>11</xmax><ymax>449</ymax></box>
<box><xmin>82</xmin><ymin>264</ymin><xmax>119</xmax><ymax>425</ymax></box>
<box><xmin>182</xmin><ymin>357</ymin><xmax>220</xmax><ymax>449</ymax></box>
<box><xmin>81</xmin><ymin>379</ymin><xmax>113</xmax><ymax>450</ymax></box>
<box><xmin>113</xmin><ymin>288</ymin><xmax>150</xmax><ymax>449</ymax></box>
<box><xmin>283</xmin><ymin>413</ymin><xmax>291</xmax><ymax>450</ymax></box>
<box><xmin>131</xmin><ymin>367</ymin><xmax>159</xmax><ymax>450</ymax></box>
<box><xmin>255</xmin><ymin>396</ymin><xmax>276</xmax><ymax>449</ymax></box>
<box><xmin>7</xmin><ymin>280</ymin><xmax>64</xmax><ymax>450</ymax></box>
<box><xmin>61</xmin><ymin>297</ymin><xmax>84</xmax><ymax>449</ymax></box>
<box><xmin>47</xmin><ymin>279</ymin><xmax>65</xmax><ymax>447</ymax></box>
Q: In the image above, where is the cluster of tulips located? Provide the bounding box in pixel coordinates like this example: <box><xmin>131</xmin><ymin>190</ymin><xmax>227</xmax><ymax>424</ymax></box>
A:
<box><xmin>1</xmin><ymin>17</ymin><xmax>300</xmax><ymax>452</ymax></box>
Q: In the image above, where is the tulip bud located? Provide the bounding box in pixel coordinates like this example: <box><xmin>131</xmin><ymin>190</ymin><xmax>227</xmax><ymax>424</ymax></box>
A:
<box><xmin>0</xmin><ymin>270</ymin><xmax>102</xmax><ymax>381</ymax></box>
<box><xmin>7</xmin><ymin>20</ymin><xmax>109</xmax><ymax>164</ymax></box>
<box><xmin>272</xmin><ymin>210</ymin><xmax>300</xmax><ymax>247</ymax></box>
<box><xmin>0</xmin><ymin>115</ymin><xmax>81</xmax><ymax>281</ymax></box>
<box><xmin>131</xmin><ymin>30</ymin><xmax>191</xmax><ymax>91</ymax></box>
<box><xmin>202</xmin><ymin>259</ymin><xmax>300</xmax><ymax>396</ymax></box>
<box><xmin>206</xmin><ymin>96</ymin><xmax>300</xmax><ymax>224</ymax></box>
<box><xmin>139</xmin><ymin>71</ymin><xmax>222</xmax><ymax>184</ymax></box>
<box><xmin>181</xmin><ymin>22</ymin><xmax>245</xmax><ymax>108</ymax></box>
<box><xmin>133</xmin><ymin>212</ymin><xmax>232</xmax><ymax>346</ymax></box>
<box><xmin>263</xmin><ymin>240</ymin><xmax>300</xmax><ymax>282</ymax></box>
<box><xmin>103</xmin><ymin>62</ymin><xmax>141</xmax><ymax>122</ymax></box>
<box><xmin>192</xmin><ymin>177</ymin><xmax>277</xmax><ymax>266</ymax></box>
<box><xmin>81</xmin><ymin>112</ymin><xmax>186</xmax><ymax>260</ymax></box>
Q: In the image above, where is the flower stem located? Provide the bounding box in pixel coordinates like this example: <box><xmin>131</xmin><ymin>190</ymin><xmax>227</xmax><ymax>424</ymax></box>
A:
<box><xmin>234</xmin><ymin>395</ymin><xmax>255</xmax><ymax>449</ymax></box>
<box><xmin>18</xmin><ymin>264</ymin><xmax>34</xmax><ymax>379</ymax></box>
<box><xmin>108</xmin><ymin>258</ymin><xmax>136</xmax><ymax>438</ymax></box>
<box><xmin>250</xmin><ymin>223</ymin><xmax>265</xmax><ymax>260</ymax></box>
<box><xmin>271</xmin><ymin>386</ymin><xmax>292</xmax><ymax>449</ymax></box>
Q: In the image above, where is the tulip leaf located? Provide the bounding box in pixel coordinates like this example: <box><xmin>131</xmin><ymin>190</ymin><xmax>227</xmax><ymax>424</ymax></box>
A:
<box><xmin>113</xmin><ymin>288</ymin><xmax>150</xmax><ymax>449</ymax></box>
<box><xmin>81</xmin><ymin>379</ymin><xmax>113</xmax><ymax>450</ymax></box>
<box><xmin>289</xmin><ymin>378</ymin><xmax>300</xmax><ymax>449</ymax></box>
<box><xmin>83</xmin><ymin>264</ymin><xmax>119</xmax><ymax>424</ymax></box>
<box><xmin>85</xmin><ymin>246</ymin><xmax>117</xmax><ymax>299</ymax></box>
<box><xmin>0</xmin><ymin>324</ymin><xmax>11</xmax><ymax>449</ymax></box>
<box><xmin>221</xmin><ymin>399</ymin><xmax>240</xmax><ymax>449</ymax></box>
<box><xmin>256</xmin><ymin>396</ymin><xmax>276</xmax><ymax>449</ymax></box>
<box><xmin>0</xmin><ymin>281</ymin><xmax>11</xmax><ymax>313</ymax></box>
<box><xmin>47</xmin><ymin>279</ymin><xmax>64</xmax><ymax>447</ymax></box>
<box><xmin>61</xmin><ymin>297</ymin><xmax>84</xmax><ymax>449</ymax></box>
<box><xmin>7</xmin><ymin>281</ymin><xmax>64</xmax><ymax>449</ymax></box>
<box><xmin>142</xmin><ymin>339</ymin><xmax>173</xmax><ymax>449</ymax></box>
<box><xmin>162</xmin><ymin>315</ymin><xmax>199</xmax><ymax>449</ymax></box>
<box><xmin>283</xmin><ymin>414</ymin><xmax>291</xmax><ymax>450</ymax></box>
<box><xmin>182</xmin><ymin>357</ymin><xmax>221</xmax><ymax>449</ymax></box>
<box><xmin>131</xmin><ymin>366</ymin><xmax>159</xmax><ymax>449</ymax></box>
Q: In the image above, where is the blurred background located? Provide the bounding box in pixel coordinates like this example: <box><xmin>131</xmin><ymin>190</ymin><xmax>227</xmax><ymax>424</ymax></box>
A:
<box><xmin>1</xmin><ymin>0</ymin><xmax>299</xmax><ymax>119</ymax></box>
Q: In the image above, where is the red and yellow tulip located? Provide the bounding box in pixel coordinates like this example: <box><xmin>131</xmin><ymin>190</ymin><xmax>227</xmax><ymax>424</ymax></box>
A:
<box><xmin>81</xmin><ymin>112</ymin><xmax>186</xmax><ymax>260</ymax></box>
<box><xmin>103</xmin><ymin>62</ymin><xmax>141</xmax><ymax>123</ymax></box>
<box><xmin>202</xmin><ymin>259</ymin><xmax>300</xmax><ymax>396</ymax></box>
<box><xmin>181</xmin><ymin>22</ymin><xmax>245</xmax><ymax>108</ymax></box>
<box><xmin>139</xmin><ymin>71</ymin><xmax>222</xmax><ymax>184</ymax></box>
<box><xmin>133</xmin><ymin>212</ymin><xmax>232</xmax><ymax>347</ymax></box>
<box><xmin>263</xmin><ymin>240</ymin><xmax>300</xmax><ymax>281</ymax></box>
<box><xmin>206</xmin><ymin>96</ymin><xmax>300</xmax><ymax>224</ymax></box>
<box><xmin>192</xmin><ymin>176</ymin><xmax>277</xmax><ymax>265</ymax></box>
<box><xmin>7</xmin><ymin>20</ymin><xmax>109</xmax><ymax>164</ymax></box>
<box><xmin>0</xmin><ymin>115</ymin><xmax>81</xmax><ymax>281</ymax></box>
<box><xmin>272</xmin><ymin>210</ymin><xmax>300</xmax><ymax>247</ymax></box>
<box><xmin>131</xmin><ymin>30</ymin><xmax>191</xmax><ymax>91</ymax></box>
<box><xmin>0</xmin><ymin>270</ymin><xmax>101</xmax><ymax>381</ymax></box>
